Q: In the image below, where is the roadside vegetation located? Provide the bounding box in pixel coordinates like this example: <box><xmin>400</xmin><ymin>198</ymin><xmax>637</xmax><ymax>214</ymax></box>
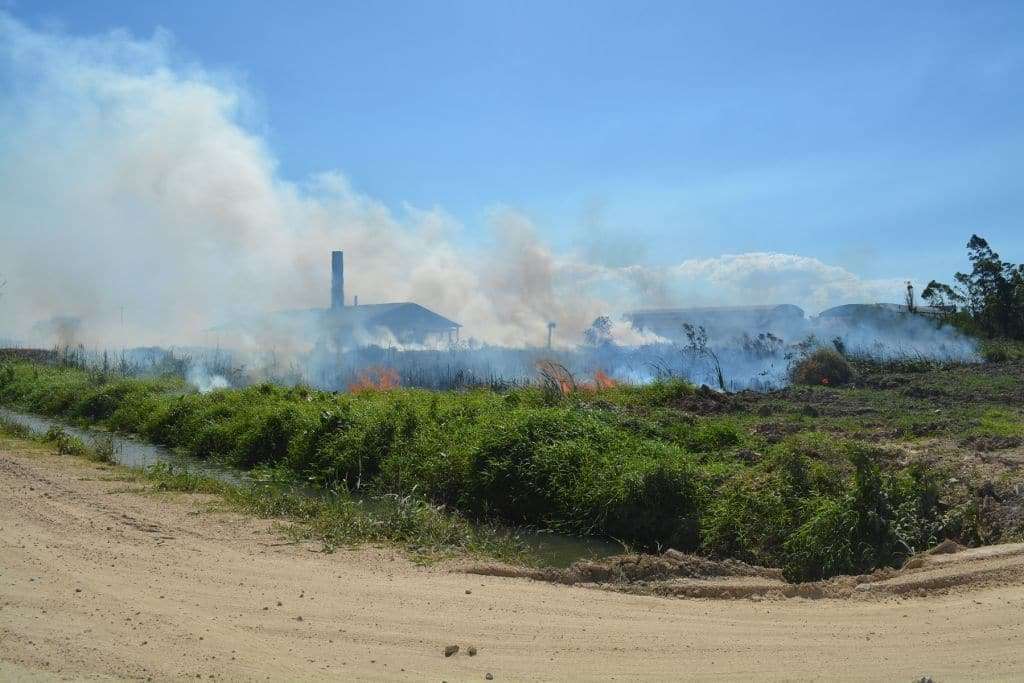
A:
<box><xmin>2</xmin><ymin>353</ymin><xmax>1022</xmax><ymax>582</ymax></box>
<box><xmin>0</xmin><ymin>415</ymin><xmax>528</xmax><ymax>564</ymax></box>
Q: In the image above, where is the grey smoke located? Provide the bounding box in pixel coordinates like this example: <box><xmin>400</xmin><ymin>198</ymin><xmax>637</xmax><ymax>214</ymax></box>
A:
<box><xmin>0</xmin><ymin>13</ymin><xmax>966</xmax><ymax>365</ymax></box>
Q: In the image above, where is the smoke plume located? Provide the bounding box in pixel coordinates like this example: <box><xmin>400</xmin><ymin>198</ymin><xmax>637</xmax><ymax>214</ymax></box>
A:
<box><xmin>0</xmin><ymin>14</ymin><xmax>933</xmax><ymax>351</ymax></box>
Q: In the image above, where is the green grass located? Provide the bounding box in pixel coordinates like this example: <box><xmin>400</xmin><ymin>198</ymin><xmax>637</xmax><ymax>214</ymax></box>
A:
<box><xmin>970</xmin><ymin>408</ymin><xmax>1024</xmax><ymax>439</ymax></box>
<box><xmin>980</xmin><ymin>338</ymin><xmax>1024</xmax><ymax>363</ymax></box>
<box><xmin>0</xmin><ymin>418</ymin><xmax>528</xmax><ymax>564</ymax></box>
<box><xmin>1</xmin><ymin>359</ymin><xmax>1020</xmax><ymax>581</ymax></box>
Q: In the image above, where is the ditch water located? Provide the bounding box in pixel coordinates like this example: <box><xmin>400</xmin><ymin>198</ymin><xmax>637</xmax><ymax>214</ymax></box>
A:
<box><xmin>0</xmin><ymin>406</ymin><xmax>246</xmax><ymax>484</ymax></box>
<box><xmin>0</xmin><ymin>406</ymin><xmax>621</xmax><ymax>567</ymax></box>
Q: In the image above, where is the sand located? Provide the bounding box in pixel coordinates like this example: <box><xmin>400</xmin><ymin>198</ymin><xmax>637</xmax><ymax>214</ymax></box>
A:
<box><xmin>2</xmin><ymin>444</ymin><xmax>1023</xmax><ymax>681</ymax></box>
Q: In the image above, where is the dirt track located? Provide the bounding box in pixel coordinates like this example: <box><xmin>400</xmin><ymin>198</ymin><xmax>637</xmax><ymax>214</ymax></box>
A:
<box><xmin>2</xmin><ymin>444</ymin><xmax>1024</xmax><ymax>681</ymax></box>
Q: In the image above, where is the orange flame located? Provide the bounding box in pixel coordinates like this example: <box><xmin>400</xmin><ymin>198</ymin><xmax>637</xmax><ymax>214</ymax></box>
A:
<box><xmin>535</xmin><ymin>361</ymin><xmax>619</xmax><ymax>394</ymax></box>
<box><xmin>348</xmin><ymin>366</ymin><xmax>400</xmax><ymax>393</ymax></box>
<box><xmin>535</xmin><ymin>360</ymin><xmax>575</xmax><ymax>395</ymax></box>
<box><xmin>593</xmin><ymin>370</ymin><xmax>617</xmax><ymax>389</ymax></box>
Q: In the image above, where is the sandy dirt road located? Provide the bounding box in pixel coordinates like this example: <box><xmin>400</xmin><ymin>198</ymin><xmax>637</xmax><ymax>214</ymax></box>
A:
<box><xmin>2</xmin><ymin>443</ymin><xmax>1024</xmax><ymax>681</ymax></box>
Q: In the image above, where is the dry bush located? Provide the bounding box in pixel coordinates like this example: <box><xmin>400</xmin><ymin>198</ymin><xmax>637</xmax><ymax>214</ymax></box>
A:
<box><xmin>790</xmin><ymin>348</ymin><xmax>854</xmax><ymax>387</ymax></box>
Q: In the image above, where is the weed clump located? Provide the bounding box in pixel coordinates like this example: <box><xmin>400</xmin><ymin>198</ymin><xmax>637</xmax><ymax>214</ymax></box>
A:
<box><xmin>43</xmin><ymin>425</ymin><xmax>89</xmax><ymax>456</ymax></box>
<box><xmin>790</xmin><ymin>349</ymin><xmax>854</xmax><ymax>387</ymax></box>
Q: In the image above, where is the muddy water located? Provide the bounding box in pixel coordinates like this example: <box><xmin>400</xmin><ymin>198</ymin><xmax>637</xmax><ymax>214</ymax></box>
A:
<box><xmin>0</xmin><ymin>406</ymin><xmax>620</xmax><ymax>567</ymax></box>
<box><xmin>0</xmin><ymin>406</ymin><xmax>247</xmax><ymax>484</ymax></box>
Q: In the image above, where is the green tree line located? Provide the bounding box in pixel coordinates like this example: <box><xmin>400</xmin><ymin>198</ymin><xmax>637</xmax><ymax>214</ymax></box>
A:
<box><xmin>923</xmin><ymin>235</ymin><xmax>1024</xmax><ymax>340</ymax></box>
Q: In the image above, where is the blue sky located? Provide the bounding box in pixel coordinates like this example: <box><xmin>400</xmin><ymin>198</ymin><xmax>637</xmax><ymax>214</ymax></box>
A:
<box><xmin>7</xmin><ymin>0</ymin><xmax>1024</xmax><ymax>282</ymax></box>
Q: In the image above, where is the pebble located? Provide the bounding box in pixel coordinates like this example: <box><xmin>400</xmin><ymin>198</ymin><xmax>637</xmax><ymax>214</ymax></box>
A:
<box><xmin>486</xmin><ymin>674</ymin><xmax>494</xmax><ymax>680</ymax></box>
<box><xmin>444</xmin><ymin>645</ymin><xmax>459</xmax><ymax>657</ymax></box>
<box><xmin>467</xmin><ymin>646</ymin><xmax>477</xmax><ymax>656</ymax></box>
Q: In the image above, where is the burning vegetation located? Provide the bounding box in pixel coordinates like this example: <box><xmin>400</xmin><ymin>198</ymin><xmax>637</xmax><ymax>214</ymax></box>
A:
<box><xmin>347</xmin><ymin>366</ymin><xmax>401</xmax><ymax>393</ymax></box>
<box><xmin>1</xmin><ymin>341</ymin><xmax>1022</xmax><ymax>583</ymax></box>
<box><xmin>0</xmin><ymin>237</ymin><xmax>1022</xmax><ymax>584</ymax></box>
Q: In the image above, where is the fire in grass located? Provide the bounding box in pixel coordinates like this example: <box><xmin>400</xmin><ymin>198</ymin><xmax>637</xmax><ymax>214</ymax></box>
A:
<box><xmin>348</xmin><ymin>366</ymin><xmax>401</xmax><ymax>393</ymax></box>
<box><xmin>536</xmin><ymin>360</ymin><xmax>618</xmax><ymax>395</ymax></box>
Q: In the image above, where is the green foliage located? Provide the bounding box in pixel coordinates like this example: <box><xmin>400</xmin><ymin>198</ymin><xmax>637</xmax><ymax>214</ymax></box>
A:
<box><xmin>0</xmin><ymin>360</ymin><xmax>997</xmax><ymax>580</ymax></box>
<box><xmin>980</xmin><ymin>338</ymin><xmax>1024</xmax><ymax>363</ymax></box>
<box><xmin>970</xmin><ymin>408</ymin><xmax>1024</xmax><ymax>439</ymax></box>
<box><xmin>923</xmin><ymin>235</ymin><xmax>1024</xmax><ymax>340</ymax></box>
<box><xmin>782</xmin><ymin>449</ymin><xmax>944</xmax><ymax>581</ymax></box>
<box><xmin>43</xmin><ymin>425</ymin><xmax>89</xmax><ymax>456</ymax></box>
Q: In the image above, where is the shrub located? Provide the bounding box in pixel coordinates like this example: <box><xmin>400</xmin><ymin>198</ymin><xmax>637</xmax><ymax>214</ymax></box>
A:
<box><xmin>980</xmin><ymin>339</ymin><xmax>1024</xmax><ymax>363</ymax></box>
<box><xmin>790</xmin><ymin>349</ymin><xmax>854</xmax><ymax>387</ymax></box>
<box><xmin>983</xmin><ymin>345</ymin><xmax>1010</xmax><ymax>363</ymax></box>
<box><xmin>600</xmin><ymin>457</ymin><xmax>704</xmax><ymax>551</ymax></box>
<box><xmin>782</xmin><ymin>449</ymin><xmax>911</xmax><ymax>581</ymax></box>
<box><xmin>43</xmin><ymin>426</ymin><xmax>88</xmax><ymax>457</ymax></box>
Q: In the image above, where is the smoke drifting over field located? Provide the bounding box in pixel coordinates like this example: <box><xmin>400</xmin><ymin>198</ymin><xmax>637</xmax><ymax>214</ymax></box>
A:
<box><xmin>0</xmin><ymin>13</ymin><xmax>979</xmax><ymax>388</ymax></box>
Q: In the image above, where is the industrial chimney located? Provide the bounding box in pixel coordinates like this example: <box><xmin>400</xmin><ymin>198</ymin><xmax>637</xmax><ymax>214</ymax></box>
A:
<box><xmin>331</xmin><ymin>250</ymin><xmax>345</xmax><ymax>309</ymax></box>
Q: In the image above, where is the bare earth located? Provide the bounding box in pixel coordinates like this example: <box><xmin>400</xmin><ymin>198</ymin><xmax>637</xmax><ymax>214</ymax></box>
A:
<box><xmin>2</xmin><ymin>445</ymin><xmax>1024</xmax><ymax>681</ymax></box>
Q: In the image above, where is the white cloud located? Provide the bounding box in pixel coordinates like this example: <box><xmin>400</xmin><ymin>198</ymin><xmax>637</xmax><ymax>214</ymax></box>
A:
<box><xmin>670</xmin><ymin>253</ymin><xmax>907</xmax><ymax>312</ymax></box>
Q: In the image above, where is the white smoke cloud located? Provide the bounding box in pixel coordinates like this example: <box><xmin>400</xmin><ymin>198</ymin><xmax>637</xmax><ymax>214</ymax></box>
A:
<box><xmin>0</xmin><ymin>14</ymin><xmax>915</xmax><ymax>351</ymax></box>
<box><xmin>670</xmin><ymin>253</ymin><xmax>906</xmax><ymax>311</ymax></box>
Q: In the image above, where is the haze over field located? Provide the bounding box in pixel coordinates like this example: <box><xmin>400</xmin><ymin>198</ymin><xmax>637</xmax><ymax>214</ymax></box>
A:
<box><xmin>3</xmin><ymin>8</ymin><xmax>1017</xmax><ymax>350</ymax></box>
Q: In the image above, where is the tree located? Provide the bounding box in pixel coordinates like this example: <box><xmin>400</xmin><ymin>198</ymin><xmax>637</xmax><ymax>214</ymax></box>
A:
<box><xmin>682</xmin><ymin>323</ymin><xmax>726</xmax><ymax>391</ymax></box>
<box><xmin>923</xmin><ymin>235</ymin><xmax>1024</xmax><ymax>339</ymax></box>
<box><xmin>583</xmin><ymin>316</ymin><xmax>613</xmax><ymax>346</ymax></box>
<box><xmin>921</xmin><ymin>280</ymin><xmax>961</xmax><ymax>311</ymax></box>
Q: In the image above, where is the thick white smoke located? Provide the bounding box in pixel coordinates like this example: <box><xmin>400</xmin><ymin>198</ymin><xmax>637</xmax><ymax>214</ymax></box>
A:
<box><xmin>0</xmin><ymin>14</ymin><xmax>924</xmax><ymax>351</ymax></box>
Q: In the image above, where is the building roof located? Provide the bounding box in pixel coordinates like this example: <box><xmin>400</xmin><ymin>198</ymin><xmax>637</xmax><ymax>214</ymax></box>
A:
<box><xmin>625</xmin><ymin>304</ymin><xmax>805</xmax><ymax>319</ymax></box>
<box><xmin>321</xmin><ymin>302</ymin><xmax>461</xmax><ymax>331</ymax></box>
<box><xmin>211</xmin><ymin>302</ymin><xmax>460</xmax><ymax>336</ymax></box>
<box><xmin>818</xmin><ymin>303</ymin><xmax>945</xmax><ymax>319</ymax></box>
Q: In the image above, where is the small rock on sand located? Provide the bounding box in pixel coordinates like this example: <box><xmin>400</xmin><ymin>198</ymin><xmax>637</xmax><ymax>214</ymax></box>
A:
<box><xmin>467</xmin><ymin>645</ymin><xmax>477</xmax><ymax>656</ymax></box>
<box><xmin>444</xmin><ymin>645</ymin><xmax>459</xmax><ymax>657</ymax></box>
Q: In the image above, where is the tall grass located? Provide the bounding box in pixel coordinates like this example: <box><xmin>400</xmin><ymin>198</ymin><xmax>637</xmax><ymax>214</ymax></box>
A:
<box><xmin>0</xmin><ymin>360</ymin><xmax>987</xmax><ymax>580</ymax></box>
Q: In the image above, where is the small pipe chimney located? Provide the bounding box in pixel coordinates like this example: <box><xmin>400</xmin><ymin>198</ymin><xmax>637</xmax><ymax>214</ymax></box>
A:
<box><xmin>331</xmin><ymin>250</ymin><xmax>344</xmax><ymax>309</ymax></box>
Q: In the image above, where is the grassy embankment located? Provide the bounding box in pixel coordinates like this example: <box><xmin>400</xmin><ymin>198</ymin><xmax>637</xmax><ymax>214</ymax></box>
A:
<box><xmin>2</xmin><ymin>356</ymin><xmax>1022</xmax><ymax>581</ymax></box>
<box><xmin>0</xmin><ymin>414</ymin><xmax>527</xmax><ymax>564</ymax></box>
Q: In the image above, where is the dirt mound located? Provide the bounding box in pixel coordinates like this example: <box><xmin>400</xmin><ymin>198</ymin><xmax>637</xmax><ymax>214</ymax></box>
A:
<box><xmin>466</xmin><ymin>549</ymin><xmax>781</xmax><ymax>586</ymax></box>
<box><xmin>964</xmin><ymin>435</ymin><xmax>1024</xmax><ymax>451</ymax></box>
<box><xmin>466</xmin><ymin>542</ymin><xmax>1024</xmax><ymax>601</ymax></box>
<box><xmin>670</xmin><ymin>385</ymin><xmax>754</xmax><ymax>415</ymax></box>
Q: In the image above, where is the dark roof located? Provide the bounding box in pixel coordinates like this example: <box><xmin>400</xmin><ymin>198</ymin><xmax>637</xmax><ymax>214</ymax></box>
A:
<box><xmin>322</xmin><ymin>302</ymin><xmax>461</xmax><ymax>331</ymax></box>
<box><xmin>210</xmin><ymin>302</ymin><xmax>460</xmax><ymax>335</ymax></box>
<box><xmin>818</xmin><ymin>303</ymin><xmax>944</xmax><ymax>319</ymax></box>
<box><xmin>625</xmin><ymin>304</ymin><xmax>805</xmax><ymax>319</ymax></box>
